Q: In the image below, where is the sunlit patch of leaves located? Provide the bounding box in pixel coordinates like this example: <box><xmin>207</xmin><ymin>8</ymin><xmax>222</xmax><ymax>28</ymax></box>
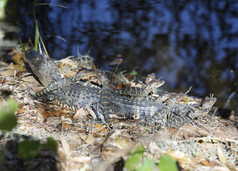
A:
<box><xmin>0</xmin><ymin>98</ymin><xmax>18</xmax><ymax>131</ymax></box>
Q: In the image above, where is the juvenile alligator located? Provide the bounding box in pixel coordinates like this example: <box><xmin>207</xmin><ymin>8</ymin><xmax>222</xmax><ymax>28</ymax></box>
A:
<box><xmin>24</xmin><ymin>50</ymin><xmax>216</xmax><ymax>131</ymax></box>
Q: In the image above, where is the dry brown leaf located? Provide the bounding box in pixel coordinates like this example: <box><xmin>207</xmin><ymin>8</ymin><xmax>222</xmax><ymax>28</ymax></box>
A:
<box><xmin>201</xmin><ymin>160</ymin><xmax>220</xmax><ymax>167</ymax></box>
<box><xmin>21</xmin><ymin>76</ymin><xmax>39</xmax><ymax>84</ymax></box>
<box><xmin>16</xmin><ymin>108</ymin><xmax>26</xmax><ymax>114</ymax></box>
<box><xmin>68</xmin><ymin>164</ymin><xmax>83</xmax><ymax>170</ymax></box>
<box><xmin>57</xmin><ymin>57</ymin><xmax>76</xmax><ymax>67</ymax></box>
<box><xmin>108</xmin><ymin>58</ymin><xmax>123</xmax><ymax>66</ymax></box>
<box><xmin>70</xmin><ymin>156</ymin><xmax>91</xmax><ymax>163</ymax></box>
<box><xmin>12</xmin><ymin>53</ymin><xmax>24</xmax><ymax>65</ymax></box>
<box><xmin>217</xmin><ymin>147</ymin><xmax>236</xmax><ymax>170</ymax></box>
<box><xmin>86</xmin><ymin>107</ymin><xmax>96</xmax><ymax>118</ymax></box>
<box><xmin>166</xmin><ymin>150</ymin><xmax>192</xmax><ymax>164</ymax></box>
<box><xmin>217</xmin><ymin>147</ymin><xmax>228</xmax><ymax>166</ymax></box>
<box><xmin>0</xmin><ymin>69</ymin><xmax>17</xmax><ymax>77</ymax></box>
<box><xmin>148</xmin><ymin>142</ymin><xmax>161</xmax><ymax>154</ymax></box>
<box><xmin>58</xmin><ymin>147</ymin><xmax>67</xmax><ymax>161</ymax></box>
<box><xmin>46</xmin><ymin>117</ymin><xmax>61</xmax><ymax>126</ymax></box>
<box><xmin>177</xmin><ymin>125</ymin><xmax>209</xmax><ymax>139</ymax></box>
<box><xmin>92</xmin><ymin>124</ymin><xmax>107</xmax><ymax>137</ymax></box>
<box><xmin>64</xmin><ymin>71</ymin><xmax>77</xmax><ymax>77</ymax></box>
<box><xmin>36</xmin><ymin>105</ymin><xmax>60</xmax><ymax>118</ymax></box>
<box><xmin>60</xmin><ymin>137</ymin><xmax>71</xmax><ymax>158</ymax></box>
<box><xmin>85</xmin><ymin>134</ymin><xmax>95</xmax><ymax>145</ymax></box>
<box><xmin>62</xmin><ymin>123</ymin><xmax>72</xmax><ymax>130</ymax></box>
<box><xmin>74</xmin><ymin>107</ymin><xmax>90</xmax><ymax>119</ymax></box>
<box><xmin>12</xmin><ymin>65</ymin><xmax>26</xmax><ymax>72</ymax></box>
<box><xmin>10</xmin><ymin>46</ymin><xmax>30</xmax><ymax>64</ymax></box>
<box><xmin>114</xmin><ymin>136</ymin><xmax>128</xmax><ymax>149</ymax></box>
<box><xmin>73</xmin><ymin>108</ymin><xmax>88</xmax><ymax>120</ymax></box>
<box><xmin>191</xmin><ymin>153</ymin><xmax>207</xmax><ymax>164</ymax></box>
<box><xmin>115</xmin><ymin>84</ymin><xmax>127</xmax><ymax>90</ymax></box>
<box><xmin>30</xmin><ymin>86</ymin><xmax>44</xmax><ymax>93</ymax></box>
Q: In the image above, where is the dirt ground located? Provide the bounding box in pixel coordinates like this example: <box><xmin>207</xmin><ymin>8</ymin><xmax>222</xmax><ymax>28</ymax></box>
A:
<box><xmin>0</xmin><ymin>52</ymin><xmax>237</xmax><ymax>171</ymax></box>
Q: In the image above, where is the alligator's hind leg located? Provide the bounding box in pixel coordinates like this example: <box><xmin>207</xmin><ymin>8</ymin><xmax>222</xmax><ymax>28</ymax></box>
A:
<box><xmin>136</xmin><ymin>112</ymin><xmax>193</xmax><ymax>133</ymax></box>
<box><xmin>137</xmin><ymin>121</ymin><xmax>162</xmax><ymax>134</ymax></box>
<box><xmin>165</xmin><ymin>113</ymin><xmax>193</xmax><ymax>129</ymax></box>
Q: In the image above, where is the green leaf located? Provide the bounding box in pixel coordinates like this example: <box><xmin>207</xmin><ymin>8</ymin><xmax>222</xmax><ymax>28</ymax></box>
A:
<box><xmin>158</xmin><ymin>155</ymin><xmax>179</xmax><ymax>171</ymax></box>
<box><xmin>18</xmin><ymin>140</ymin><xmax>41</xmax><ymax>159</ymax></box>
<box><xmin>125</xmin><ymin>145</ymin><xmax>144</xmax><ymax>170</ymax></box>
<box><xmin>130</xmin><ymin>70</ymin><xmax>137</xmax><ymax>76</ymax></box>
<box><xmin>19</xmin><ymin>38</ymin><xmax>26</xmax><ymax>53</ymax></box>
<box><xmin>34</xmin><ymin>20</ymin><xmax>39</xmax><ymax>52</ymax></box>
<box><xmin>0</xmin><ymin>98</ymin><xmax>18</xmax><ymax>131</ymax></box>
<box><xmin>137</xmin><ymin>158</ymin><xmax>155</xmax><ymax>171</ymax></box>
<box><xmin>45</xmin><ymin>137</ymin><xmax>58</xmax><ymax>153</ymax></box>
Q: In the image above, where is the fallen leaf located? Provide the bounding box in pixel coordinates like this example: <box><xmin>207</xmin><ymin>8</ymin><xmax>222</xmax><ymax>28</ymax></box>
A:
<box><xmin>166</xmin><ymin>150</ymin><xmax>192</xmax><ymax>164</ymax></box>
<box><xmin>60</xmin><ymin>137</ymin><xmax>71</xmax><ymax>158</ymax></box>
<box><xmin>217</xmin><ymin>147</ymin><xmax>228</xmax><ymax>166</ymax></box>
<box><xmin>46</xmin><ymin>117</ymin><xmax>61</xmax><ymax>126</ymax></box>
<box><xmin>17</xmin><ymin>108</ymin><xmax>26</xmax><ymax>114</ymax></box>
<box><xmin>201</xmin><ymin>159</ymin><xmax>220</xmax><ymax>167</ymax></box>
<box><xmin>58</xmin><ymin>147</ymin><xmax>67</xmax><ymax>161</ymax></box>
<box><xmin>21</xmin><ymin>76</ymin><xmax>39</xmax><ymax>84</ymax></box>
<box><xmin>85</xmin><ymin>134</ymin><xmax>95</xmax><ymax>145</ymax></box>
<box><xmin>108</xmin><ymin>58</ymin><xmax>123</xmax><ymax>66</ymax></box>
<box><xmin>0</xmin><ymin>69</ymin><xmax>16</xmax><ymax>77</ymax></box>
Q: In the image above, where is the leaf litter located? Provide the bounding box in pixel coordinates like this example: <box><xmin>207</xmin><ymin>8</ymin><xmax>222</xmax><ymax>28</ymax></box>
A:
<box><xmin>0</xmin><ymin>50</ymin><xmax>237</xmax><ymax>170</ymax></box>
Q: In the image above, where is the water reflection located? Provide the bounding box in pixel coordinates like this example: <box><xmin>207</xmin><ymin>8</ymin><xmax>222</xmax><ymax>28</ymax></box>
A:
<box><xmin>5</xmin><ymin>0</ymin><xmax>238</xmax><ymax>111</ymax></box>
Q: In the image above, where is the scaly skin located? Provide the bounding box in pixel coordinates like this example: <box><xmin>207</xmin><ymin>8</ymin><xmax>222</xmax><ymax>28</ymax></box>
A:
<box><xmin>24</xmin><ymin>50</ymin><xmax>61</xmax><ymax>86</ymax></box>
<box><xmin>24</xmin><ymin>50</ymin><xmax>216</xmax><ymax>132</ymax></box>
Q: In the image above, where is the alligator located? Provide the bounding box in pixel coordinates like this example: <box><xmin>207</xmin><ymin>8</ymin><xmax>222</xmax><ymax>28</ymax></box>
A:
<box><xmin>24</xmin><ymin>50</ymin><xmax>217</xmax><ymax>132</ymax></box>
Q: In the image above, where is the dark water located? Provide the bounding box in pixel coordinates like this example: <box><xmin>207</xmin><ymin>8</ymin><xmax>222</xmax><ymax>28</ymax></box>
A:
<box><xmin>3</xmin><ymin>0</ymin><xmax>238</xmax><ymax>111</ymax></box>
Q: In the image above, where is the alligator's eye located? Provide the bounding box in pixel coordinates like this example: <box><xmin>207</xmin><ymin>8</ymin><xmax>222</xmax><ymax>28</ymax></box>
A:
<box><xmin>33</xmin><ymin>57</ymin><xmax>39</xmax><ymax>63</ymax></box>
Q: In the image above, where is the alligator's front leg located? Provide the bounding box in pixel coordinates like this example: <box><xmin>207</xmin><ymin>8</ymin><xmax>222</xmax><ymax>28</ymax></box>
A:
<box><xmin>164</xmin><ymin>110</ymin><xmax>194</xmax><ymax>129</ymax></box>
<box><xmin>31</xmin><ymin>78</ymin><xmax>71</xmax><ymax>99</ymax></box>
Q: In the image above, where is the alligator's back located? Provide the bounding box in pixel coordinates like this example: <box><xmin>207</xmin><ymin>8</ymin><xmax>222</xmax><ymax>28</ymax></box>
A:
<box><xmin>50</xmin><ymin>83</ymin><xmax>101</xmax><ymax>110</ymax></box>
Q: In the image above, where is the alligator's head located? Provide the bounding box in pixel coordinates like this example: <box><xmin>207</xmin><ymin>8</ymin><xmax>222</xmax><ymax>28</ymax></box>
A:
<box><xmin>24</xmin><ymin>50</ymin><xmax>61</xmax><ymax>86</ymax></box>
